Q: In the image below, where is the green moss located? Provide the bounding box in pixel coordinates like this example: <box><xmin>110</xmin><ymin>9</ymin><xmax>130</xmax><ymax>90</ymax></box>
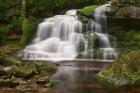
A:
<box><xmin>98</xmin><ymin>50</ymin><xmax>140</xmax><ymax>86</ymax></box>
<box><xmin>11</xmin><ymin>65</ymin><xmax>35</xmax><ymax>78</ymax></box>
<box><xmin>78</xmin><ymin>5</ymin><xmax>98</xmax><ymax>16</ymax></box>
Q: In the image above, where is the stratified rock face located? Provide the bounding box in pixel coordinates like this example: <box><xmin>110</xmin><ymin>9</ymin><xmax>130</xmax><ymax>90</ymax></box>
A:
<box><xmin>111</xmin><ymin>0</ymin><xmax>140</xmax><ymax>7</ymax></box>
<box><xmin>97</xmin><ymin>50</ymin><xmax>140</xmax><ymax>86</ymax></box>
<box><xmin>111</xmin><ymin>0</ymin><xmax>140</xmax><ymax>18</ymax></box>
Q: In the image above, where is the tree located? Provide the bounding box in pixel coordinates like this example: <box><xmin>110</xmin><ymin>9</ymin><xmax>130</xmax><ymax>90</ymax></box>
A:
<box><xmin>22</xmin><ymin>0</ymin><xmax>26</xmax><ymax>21</ymax></box>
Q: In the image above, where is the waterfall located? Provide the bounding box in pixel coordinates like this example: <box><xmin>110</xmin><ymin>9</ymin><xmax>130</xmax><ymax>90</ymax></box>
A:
<box><xmin>93</xmin><ymin>3</ymin><xmax>117</xmax><ymax>60</ymax></box>
<box><xmin>23</xmin><ymin>10</ymin><xmax>86</xmax><ymax>61</ymax></box>
<box><xmin>22</xmin><ymin>4</ymin><xmax>118</xmax><ymax>61</ymax></box>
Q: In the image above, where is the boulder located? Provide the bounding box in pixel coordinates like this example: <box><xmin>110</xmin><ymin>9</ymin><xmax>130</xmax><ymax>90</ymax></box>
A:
<box><xmin>0</xmin><ymin>54</ymin><xmax>22</xmax><ymax>66</ymax></box>
<box><xmin>0</xmin><ymin>79</ymin><xmax>19</xmax><ymax>88</ymax></box>
<box><xmin>10</xmin><ymin>65</ymin><xmax>36</xmax><ymax>78</ymax></box>
<box><xmin>97</xmin><ymin>50</ymin><xmax>140</xmax><ymax>86</ymax></box>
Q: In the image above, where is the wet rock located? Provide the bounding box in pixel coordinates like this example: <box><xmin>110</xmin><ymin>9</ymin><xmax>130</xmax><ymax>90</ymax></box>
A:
<box><xmin>77</xmin><ymin>5</ymin><xmax>98</xmax><ymax>23</ymax></box>
<box><xmin>10</xmin><ymin>65</ymin><xmax>35</xmax><ymax>78</ymax></box>
<box><xmin>97</xmin><ymin>50</ymin><xmax>140</xmax><ymax>86</ymax></box>
<box><xmin>78</xmin><ymin>5</ymin><xmax>97</xmax><ymax>18</ymax></box>
<box><xmin>111</xmin><ymin>6</ymin><xmax>140</xmax><ymax>19</ymax></box>
<box><xmin>0</xmin><ymin>54</ymin><xmax>22</xmax><ymax>66</ymax></box>
<box><xmin>0</xmin><ymin>65</ymin><xmax>6</xmax><ymax>76</ymax></box>
<box><xmin>0</xmin><ymin>79</ymin><xmax>19</xmax><ymax>88</ymax></box>
<box><xmin>35</xmin><ymin>61</ymin><xmax>57</xmax><ymax>73</ymax></box>
<box><xmin>0</xmin><ymin>45</ymin><xmax>21</xmax><ymax>54</ymax></box>
<box><xmin>35</xmin><ymin>76</ymin><xmax>50</xmax><ymax>84</ymax></box>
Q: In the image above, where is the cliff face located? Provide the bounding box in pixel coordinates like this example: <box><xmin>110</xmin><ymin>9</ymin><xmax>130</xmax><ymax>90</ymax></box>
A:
<box><xmin>111</xmin><ymin>0</ymin><xmax>140</xmax><ymax>18</ymax></box>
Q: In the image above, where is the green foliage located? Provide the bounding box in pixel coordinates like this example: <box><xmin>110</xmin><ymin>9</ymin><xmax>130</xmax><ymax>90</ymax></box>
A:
<box><xmin>0</xmin><ymin>25</ymin><xmax>9</xmax><ymax>36</ymax></box>
<box><xmin>26</xmin><ymin>0</ymin><xmax>106</xmax><ymax>18</ymax></box>
<box><xmin>21</xmin><ymin>18</ymin><xmax>34</xmax><ymax>45</ymax></box>
<box><xmin>0</xmin><ymin>0</ymin><xmax>21</xmax><ymax>23</ymax></box>
<box><xmin>108</xmin><ymin>28</ymin><xmax>140</xmax><ymax>50</ymax></box>
<box><xmin>0</xmin><ymin>25</ymin><xmax>11</xmax><ymax>44</ymax></box>
<box><xmin>26</xmin><ymin>0</ymin><xmax>67</xmax><ymax>17</ymax></box>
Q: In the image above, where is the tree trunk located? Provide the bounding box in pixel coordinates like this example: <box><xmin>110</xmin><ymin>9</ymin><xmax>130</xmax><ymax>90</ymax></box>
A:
<box><xmin>22</xmin><ymin>0</ymin><xmax>26</xmax><ymax>21</ymax></box>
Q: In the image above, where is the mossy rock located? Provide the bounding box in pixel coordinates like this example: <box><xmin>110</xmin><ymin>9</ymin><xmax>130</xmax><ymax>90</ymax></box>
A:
<box><xmin>78</xmin><ymin>5</ymin><xmax>98</xmax><ymax>16</ymax></box>
<box><xmin>35</xmin><ymin>76</ymin><xmax>50</xmax><ymax>84</ymax></box>
<box><xmin>0</xmin><ymin>45</ymin><xmax>21</xmax><ymax>54</ymax></box>
<box><xmin>111</xmin><ymin>0</ymin><xmax>118</xmax><ymax>6</ymax></box>
<box><xmin>11</xmin><ymin>65</ymin><xmax>35</xmax><ymax>78</ymax></box>
<box><xmin>77</xmin><ymin>5</ymin><xmax>98</xmax><ymax>22</ymax></box>
<box><xmin>34</xmin><ymin>61</ymin><xmax>57</xmax><ymax>73</ymax></box>
<box><xmin>0</xmin><ymin>54</ymin><xmax>22</xmax><ymax>66</ymax></box>
<box><xmin>97</xmin><ymin>50</ymin><xmax>140</xmax><ymax>86</ymax></box>
<box><xmin>0</xmin><ymin>79</ymin><xmax>19</xmax><ymax>87</ymax></box>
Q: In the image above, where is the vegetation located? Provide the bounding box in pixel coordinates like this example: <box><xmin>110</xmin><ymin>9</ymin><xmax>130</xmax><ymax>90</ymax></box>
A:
<box><xmin>108</xmin><ymin>28</ymin><xmax>140</xmax><ymax>50</ymax></box>
<box><xmin>21</xmin><ymin>18</ymin><xmax>34</xmax><ymax>45</ymax></box>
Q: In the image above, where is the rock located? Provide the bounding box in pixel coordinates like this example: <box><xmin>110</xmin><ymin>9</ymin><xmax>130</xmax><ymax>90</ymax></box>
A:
<box><xmin>10</xmin><ymin>65</ymin><xmax>35</xmax><ymax>78</ymax></box>
<box><xmin>0</xmin><ymin>54</ymin><xmax>22</xmax><ymax>66</ymax></box>
<box><xmin>111</xmin><ymin>6</ymin><xmax>140</xmax><ymax>19</ymax></box>
<box><xmin>0</xmin><ymin>78</ymin><xmax>19</xmax><ymax>88</ymax></box>
<box><xmin>35</xmin><ymin>61</ymin><xmax>57</xmax><ymax>73</ymax></box>
<box><xmin>97</xmin><ymin>50</ymin><xmax>140</xmax><ymax>86</ymax></box>
<box><xmin>35</xmin><ymin>76</ymin><xmax>50</xmax><ymax>84</ymax></box>
<box><xmin>77</xmin><ymin>5</ymin><xmax>98</xmax><ymax>23</ymax></box>
<box><xmin>78</xmin><ymin>5</ymin><xmax>97</xmax><ymax>17</ymax></box>
<box><xmin>0</xmin><ymin>65</ymin><xmax>6</xmax><ymax>76</ymax></box>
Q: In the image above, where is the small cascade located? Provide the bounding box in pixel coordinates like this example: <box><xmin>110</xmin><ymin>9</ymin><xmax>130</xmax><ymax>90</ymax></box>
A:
<box><xmin>93</xmin><ymin>3</ymin><xmax>117</xmax><ymax>60</ymax></box>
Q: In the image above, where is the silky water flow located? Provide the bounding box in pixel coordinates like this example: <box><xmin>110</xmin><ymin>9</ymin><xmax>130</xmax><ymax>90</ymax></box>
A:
<box><xmin>23</xmin><ymin>4</ymin><xmax>118</xmax><ymax>61</ymax></box>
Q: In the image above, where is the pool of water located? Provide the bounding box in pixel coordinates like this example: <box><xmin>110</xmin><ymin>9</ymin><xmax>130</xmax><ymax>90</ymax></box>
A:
<box><xmin>46</xmin><ymin>61</ymin><xmax>112</xmax><ymax>93</ymax></box>
<box><xmin>0</xmin><ymin>61</ymin><xmax>140</xmax><ymax>93</ymax></box>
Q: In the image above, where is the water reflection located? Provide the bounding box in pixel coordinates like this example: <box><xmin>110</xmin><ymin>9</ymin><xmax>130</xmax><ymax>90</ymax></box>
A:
<box><xmin>49</xmin><ymin>61</ymin><xmax>108</xmax><ymax>93</ymax></box>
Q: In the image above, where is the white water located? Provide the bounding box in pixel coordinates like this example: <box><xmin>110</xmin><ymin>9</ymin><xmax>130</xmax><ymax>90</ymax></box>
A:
<box><xmin>23</xmin><ymin>3</ymin><xmax>117</xmax><ymax>61</ymax></box>
<box><xmin>93</xmin><ymin>3</ymin><xmax>117</xmax><ymax>60</ymax></box>
<box><xmin>23</xmin><ymin>10</ymin><xmax>86</xmax><ymax>61</ymax></box>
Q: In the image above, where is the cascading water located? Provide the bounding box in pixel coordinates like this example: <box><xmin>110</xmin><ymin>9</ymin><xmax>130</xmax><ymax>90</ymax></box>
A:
<box><xmin>23</xmin><ymin>10</ymin><xmax>85</xmax><ymax>61</ymax></box>
<box><xmin>93</xmin><ymin>3</ymin><xmax>117</xmax><ymax>60</ymax></box>
<box><xmin>22</xmin><ymin>3</ymin><xmax>118</xmax><ymax>61</ymax></box>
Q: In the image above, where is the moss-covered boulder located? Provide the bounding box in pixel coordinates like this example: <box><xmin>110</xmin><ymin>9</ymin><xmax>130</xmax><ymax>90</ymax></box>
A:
<box><xmin>97</xmin><ymin>50</ymin><xmax>140</xmax><ymax>86</ymax></box>
<box><xmin>0</xmin><ymin>54</ymin><xmax>22</xmax><ymax>66</ymax></box>
<box><xmin>10</xmin><ymin>65</ymin><xmax>37</xmax><ymax>78</ymax></box>
<box><xmin>35</xmin><ymin>61</ymin><xmax>57</xmax><ymax>73</ymax></box>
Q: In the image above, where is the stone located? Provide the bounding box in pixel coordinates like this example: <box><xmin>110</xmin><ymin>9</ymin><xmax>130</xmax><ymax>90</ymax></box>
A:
<box><xmin>10</xmin><ymin>65</ymin><xmax>34</xmax><ymax>78</ymax></box>
<box><xmin>0</xmin><ymin>79</ymin><xmax>19</xmax><ymax>88</ymax></box>
<box><xmin>97</xmin><ymin>50</ymin><xmax>140</xmax><ymax>86</ymax></box>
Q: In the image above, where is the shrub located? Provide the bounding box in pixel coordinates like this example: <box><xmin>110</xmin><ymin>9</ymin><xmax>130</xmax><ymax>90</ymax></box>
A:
<box><xmin>21</xmin><ymin>18</ymin><xmax>34</xmax><ymax>45</ymax></box>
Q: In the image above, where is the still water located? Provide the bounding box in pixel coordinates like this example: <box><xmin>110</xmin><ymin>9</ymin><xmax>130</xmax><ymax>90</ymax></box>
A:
<box><xmin>47</xmin><ymin>61</ymin><xmax>112</xmax><ymax>93</ymax></box>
